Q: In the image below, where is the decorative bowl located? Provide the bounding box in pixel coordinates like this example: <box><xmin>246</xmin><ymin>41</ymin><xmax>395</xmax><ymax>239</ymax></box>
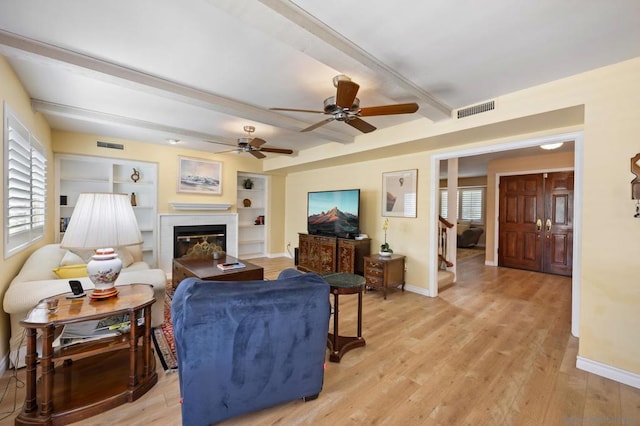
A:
<box><xmin>378</xmin><ymin>251</ymin><xmax>392</xmax><ymax>257</ymax></box>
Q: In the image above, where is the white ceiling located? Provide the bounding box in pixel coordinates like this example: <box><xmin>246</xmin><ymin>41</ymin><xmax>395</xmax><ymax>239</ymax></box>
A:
<box><xmin>0</xmin><ymin>1</ymin><xmax>638</xmax><ymax>173</ymax></box>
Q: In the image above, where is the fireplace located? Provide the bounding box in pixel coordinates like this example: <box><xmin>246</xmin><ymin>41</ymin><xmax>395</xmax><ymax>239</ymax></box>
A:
<box><xmin>158</xmin><ymin>214</ymin><xmax>238</xmax><ymax>274</ymax></box>
<box><xmin>173</xmin><ymin>225</ymin><xmax>226</xmax><ymax>258</ymax></box>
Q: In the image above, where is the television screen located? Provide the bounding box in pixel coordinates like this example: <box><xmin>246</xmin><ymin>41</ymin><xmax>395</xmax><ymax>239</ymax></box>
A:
<box><xmin>307</xmin><ymin>189</ymin><xmax>360</xmax><ymax>238</ymax></box>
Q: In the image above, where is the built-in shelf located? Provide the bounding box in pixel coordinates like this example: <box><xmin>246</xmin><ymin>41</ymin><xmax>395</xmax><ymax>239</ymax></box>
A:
<box><xmin>170</xmin><ymin>203</ymin><xmax>232</xmax><ymax>211</ymax></box>
<box><xmin>239</xmin><ymin>239</ymin><xmax>265</xmax><ymax>245</ymax></box>
<box><xmin>55</xmin><ymin>154</ymin><xmax>158</xmax><ymax>267</ymax></box>
<box><xmin>237</xmin><ymin>173</ymin><xmax>267</xmax><ymax>258</ymax></box>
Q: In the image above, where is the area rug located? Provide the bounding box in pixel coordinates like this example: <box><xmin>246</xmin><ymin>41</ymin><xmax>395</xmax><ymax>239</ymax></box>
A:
<box><xmin>152</xmin><ymin>287</ymin><xmax>178</xmax><ymax>372</ymax></box>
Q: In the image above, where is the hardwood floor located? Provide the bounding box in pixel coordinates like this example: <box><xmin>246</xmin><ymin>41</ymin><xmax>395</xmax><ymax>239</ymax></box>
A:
<box><xmin>1</xmin><ymin>256</ymin><xmax>639</xmax><ymax>425</ymax></box>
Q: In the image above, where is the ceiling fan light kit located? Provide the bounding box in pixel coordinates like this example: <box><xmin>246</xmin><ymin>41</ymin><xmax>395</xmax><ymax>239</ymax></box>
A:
<box><xmin>271</xmin><ymin>75</ymin><xmax>419</xmax><ymax>134</ymax></box>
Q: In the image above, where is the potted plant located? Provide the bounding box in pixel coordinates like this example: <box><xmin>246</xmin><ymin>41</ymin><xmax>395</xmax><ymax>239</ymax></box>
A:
<box><xmin>243</xmin><ymin>178</ymin><xmax>254</xmax><ymax>189</ymax></box>
<box><xmin>380</xmin><ymin>218</ymin><xmax>393</xmax><ymax>256</ymax></box>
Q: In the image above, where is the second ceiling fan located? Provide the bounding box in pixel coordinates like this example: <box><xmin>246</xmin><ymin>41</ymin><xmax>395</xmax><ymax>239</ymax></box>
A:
<box><xmin>271</xmin><ymin>75</ymin><xmax>419</xmax><ymax>134</ymax></box>
<box><xmin>230</xmin><ymin>126</ymin><xmax>293</xmax><ymax>159</ymax></box>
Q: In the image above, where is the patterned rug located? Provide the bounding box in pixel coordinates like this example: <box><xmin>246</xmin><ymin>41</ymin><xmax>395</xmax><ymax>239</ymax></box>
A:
<box><xmin>152</xmin><ymin>287</ymin><xmax>178</xmax><ymax>372</ymax></box>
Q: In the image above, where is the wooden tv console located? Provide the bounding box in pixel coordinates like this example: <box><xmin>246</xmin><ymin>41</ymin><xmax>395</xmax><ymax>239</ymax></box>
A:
<box><xmin>298</xmin><ymin>233</ymin><xmax>370</xmax><ymax>275</ymax></box>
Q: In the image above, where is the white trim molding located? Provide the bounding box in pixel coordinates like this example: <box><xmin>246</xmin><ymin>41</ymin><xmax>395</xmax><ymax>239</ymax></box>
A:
<box><xmin>577</xmin><ymin>356</ymin><xmax>640</xmax><ymax>389</ymax></box>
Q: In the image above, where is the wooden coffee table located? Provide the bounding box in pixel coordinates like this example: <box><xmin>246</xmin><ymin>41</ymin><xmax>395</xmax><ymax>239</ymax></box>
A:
<box><xmin>172</xmin><ymin>255</ymin><xmax>265</xmax><ymax>289</ymax></box>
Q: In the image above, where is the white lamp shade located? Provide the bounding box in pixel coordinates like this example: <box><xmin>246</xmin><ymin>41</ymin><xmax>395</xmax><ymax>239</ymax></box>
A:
<box><xmin>60</xmin><ymin>193</ymin><xmax>143</xmax><ymax>250</ymax></box>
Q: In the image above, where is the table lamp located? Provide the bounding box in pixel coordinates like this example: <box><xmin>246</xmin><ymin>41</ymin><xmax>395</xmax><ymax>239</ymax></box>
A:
<box><xmin>60</xmin><ymin>193</ymin><xmax>143</xmax><ymax>299</ymax></box>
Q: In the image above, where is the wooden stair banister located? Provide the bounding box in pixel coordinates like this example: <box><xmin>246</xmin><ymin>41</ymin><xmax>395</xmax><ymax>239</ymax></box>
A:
<box><xmin>438</xmin><ymin>216</ymin><xmax>454</xmax><ymax>269</ymax></box>
<box><xmin>439</xmin><ymin>215</ymin><xmax>454</xmax><ymax>229</ymax></box>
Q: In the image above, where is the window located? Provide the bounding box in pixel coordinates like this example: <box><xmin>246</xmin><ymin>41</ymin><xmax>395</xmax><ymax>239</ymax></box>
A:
<box><xmin>4</xmin><ymin>104</ymin><xmax>47</xmax><ymax>258</ymax></box>
<box><xmin>439</xmin><ymin>186</ymin><xmax>486</xmax><ymax>224</ymax></box>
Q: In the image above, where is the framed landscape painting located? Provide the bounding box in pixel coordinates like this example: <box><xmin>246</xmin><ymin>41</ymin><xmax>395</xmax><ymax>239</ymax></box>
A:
<box><xmin>382</xmin><ymin>169</ymin><xmax>417</xmax><ymax>217</ymax></box>
<box><xmin>177</xmin><ymin>156</ymin><xmax>222</xmax><ymax>195</ymax></box>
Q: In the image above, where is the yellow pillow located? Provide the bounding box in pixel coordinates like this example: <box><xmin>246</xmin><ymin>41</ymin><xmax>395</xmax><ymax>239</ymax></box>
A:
<box><xmin>53</xmin><ymin>264</ymin><xmax>88</xmax><ymax>279</ymax></box>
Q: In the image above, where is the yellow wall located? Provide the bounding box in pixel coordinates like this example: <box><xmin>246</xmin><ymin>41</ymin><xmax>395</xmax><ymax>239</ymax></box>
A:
<box><xmin>286</xmin><ymin>153</ymin><xmax>432</xmax><ymax>290</ymax></box>
<box><xmin>0</xmin><ymin>56</ymin><xmax>53</xmax><ymax>359</ymax></box>
<box><xmin>281</xmin><ymin>56</ymin><xmax>640</xmax><ymax>376</ymax></box>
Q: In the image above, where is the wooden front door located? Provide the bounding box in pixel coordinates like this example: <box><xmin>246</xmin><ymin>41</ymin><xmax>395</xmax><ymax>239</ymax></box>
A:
<box><xmin>498</xmin><ymin>172</ymin><xmax>573</xmax><ymax>276</ymax></box>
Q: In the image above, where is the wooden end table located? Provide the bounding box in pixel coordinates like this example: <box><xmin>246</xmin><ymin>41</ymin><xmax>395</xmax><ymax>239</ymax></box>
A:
<box><xmin>322</xmin><ymin>273</ymin><xmax>366</xmax><ymax>363</ymax></box>
<box><xmin>16</xmin><ymin>284</ymin><xmax>157</xmax><ymax>426</ymax></box>
<box><xmin>172</xmin><ymin>254</ymin><xmax>264</xmax><ymax>289</ymax></box>
<box><xmin>364</xmin><ymin>254</ymin><xmax>406</xmax><ymax>299</ymax></box>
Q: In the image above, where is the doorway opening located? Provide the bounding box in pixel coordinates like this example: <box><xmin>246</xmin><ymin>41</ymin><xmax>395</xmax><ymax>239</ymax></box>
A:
<box><xmin>430</xmin><ymin>130</ymin><xmax>583</xmax><ymax>337</ymax></box>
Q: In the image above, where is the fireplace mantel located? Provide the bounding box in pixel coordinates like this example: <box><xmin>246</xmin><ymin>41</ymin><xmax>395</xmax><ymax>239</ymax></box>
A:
<box><xmin>158</xmin><ymin>214</ymin><xmax>238</xmax><ymax>274</ymax></box>
<box><xmin>169</xmin><ymin>203</ymin><xmax>232</xmax><ymax>211</ymax></box>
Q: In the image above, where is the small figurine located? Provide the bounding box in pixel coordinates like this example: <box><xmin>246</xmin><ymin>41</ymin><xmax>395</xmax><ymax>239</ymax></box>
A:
<box><xmin>131</xmin><ymin>168</ymin><xmax>140</xmax><ymax>183</ymax></box>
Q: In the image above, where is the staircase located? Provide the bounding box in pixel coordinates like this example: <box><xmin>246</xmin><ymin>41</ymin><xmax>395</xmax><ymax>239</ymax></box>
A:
<box><xmin>438</xmin><ymin>216</ymin><xmax>455</xmax><ymax>289</ymax></box>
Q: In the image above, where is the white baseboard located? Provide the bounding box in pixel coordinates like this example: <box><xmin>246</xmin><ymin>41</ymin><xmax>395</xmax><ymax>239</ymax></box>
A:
<box><xmin>576</xmin><ymin>356</ymin><xmax>640</xmax><ymax>389</ymax></box>
<box><xmin>403</xmin><ymin>283</ymin><xmax>433</xmax><ymax>298</ymax></box>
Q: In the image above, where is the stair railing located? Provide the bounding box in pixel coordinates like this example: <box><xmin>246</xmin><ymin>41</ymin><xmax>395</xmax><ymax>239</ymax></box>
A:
<box><xmin>438</xmin><ymin>216</ymin><xmax>454</xmax><ymax>269</ymax></box>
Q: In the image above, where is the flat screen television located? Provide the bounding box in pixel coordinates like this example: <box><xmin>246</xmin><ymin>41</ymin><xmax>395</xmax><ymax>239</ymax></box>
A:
<box><xmin>307</xmin><ymin>189</ymin><xmax>360</xmax><ymax>238</ymax></box>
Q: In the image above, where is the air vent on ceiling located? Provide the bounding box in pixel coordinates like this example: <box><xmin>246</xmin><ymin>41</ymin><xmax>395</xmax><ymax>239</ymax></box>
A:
<box><xmin>97</xmin><ymin>141</ymin><xmax>124</xmax><ymax>150</ymax></box>
<box><xmin>456</xmin><ymin>100</ymin><xmax>495</xmax><ymax>119</ymax></box>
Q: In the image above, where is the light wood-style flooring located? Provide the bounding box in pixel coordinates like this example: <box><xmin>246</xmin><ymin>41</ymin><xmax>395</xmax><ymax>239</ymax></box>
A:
<box><xmin>1</xmin><ymin>255</ymin><xmax>639</xmax><ymax>425</ymax></box>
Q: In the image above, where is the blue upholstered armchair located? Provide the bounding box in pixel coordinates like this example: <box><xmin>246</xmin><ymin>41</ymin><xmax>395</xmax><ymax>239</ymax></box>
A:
<box><xmin>171</xmin><ymin>268</ymin><xmax>330</xmax><ymax>425</ymax></box>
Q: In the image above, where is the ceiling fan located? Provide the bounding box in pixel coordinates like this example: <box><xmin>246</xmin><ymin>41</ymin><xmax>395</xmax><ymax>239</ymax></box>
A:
<box><xmin>271</xmin><ymin>75</ymin><xmax>419</xmax><ymax>134</ymax></box>
<box><xmin>222</xmin><ymin>126</ymin><xmax>293</xmax><ymax>159</ymax></box>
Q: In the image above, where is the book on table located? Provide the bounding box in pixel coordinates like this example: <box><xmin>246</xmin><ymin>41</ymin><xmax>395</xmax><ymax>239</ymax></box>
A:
<box><xmin>216</xmin><ymin>262</ymin><xmax>246</xmax><ymax>271</ymax></box>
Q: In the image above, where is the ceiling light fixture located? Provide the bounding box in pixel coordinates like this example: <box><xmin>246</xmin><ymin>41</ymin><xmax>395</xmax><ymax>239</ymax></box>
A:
<box><xmin>540</xmin><ymin>142</ymin><xmax>563</xmax><ymax>150</ymax></box>
<box><xmin>168</xmin><ymin>138</ymin><xmax>180</xmax><ymax>145</ymax></box>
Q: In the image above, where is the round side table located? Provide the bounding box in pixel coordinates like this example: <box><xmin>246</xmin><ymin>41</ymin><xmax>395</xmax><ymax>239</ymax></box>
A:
<box><xmin>322</xmin><ymin>273</ymin><xmax>366</xmax><ymax>362</ymax></box>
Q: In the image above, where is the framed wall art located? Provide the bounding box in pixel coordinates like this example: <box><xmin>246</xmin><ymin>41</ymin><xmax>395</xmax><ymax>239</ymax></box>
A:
<box><xmin>382</xmin><ymin>169</ymin><xmax>417</xmax><ymax>217</ymax></box>
<box><xmin>177</xmin><ymin>156</ymin><xmax>222</xmax><ymax>195</ymax></box>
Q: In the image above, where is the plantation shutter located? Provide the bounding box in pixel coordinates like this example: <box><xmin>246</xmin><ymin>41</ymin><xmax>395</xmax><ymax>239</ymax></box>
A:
<box><xmin>439</xmin><ymin>190</ymin><xmax>449</xmax><ymax>218</ymax></box>
<box><xmin>459</xmin><ymin>188</ymin><xmax>484</xmax><ymax>223</ymax></box>
<box><xmin>440</xmin><ymin>187</ymin><xmax>485</xmax><ymax>223</ymax></box>
<box><xmin>4</xmin><ymin>106</ymin><xmax>47</xmax><ymax>257</ymax></box>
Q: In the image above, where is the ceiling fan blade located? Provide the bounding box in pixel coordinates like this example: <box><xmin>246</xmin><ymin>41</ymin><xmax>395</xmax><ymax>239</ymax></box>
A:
<box><xmin>336</xmin><ymin>80</ymin><xmax>360</xmax><ymax>108</ymax></box>
<box><xmin>347</xmin><ymin>117</ymin><xmax>377</xmax><ymax>133</ymax></box>
<box><xmin>270</xmin><ymin>107</ymin><xmax>325</xmax><ymax>114</ymax></box>
<box><xmin>260</xmin><ymin>147</ymin><xmax>294</xmax><ymax>155</ymax></box>
<box><xmin>249</xmin><ymin>137</ymin><xmax>266</xmax><ymax>148</ymax></box>
<box><xmin>301</xmin><ymin>117</ymin><xmax>334</xmax><ymax>132</ymax></box>
<box><xmin>359</xmin><ymin>103</ymin><xmax>419</xmax><ymax>116</ymax></box>
<box><xmin>249</xmin><ymin>150</ymin><xmax>266</xmax><ymax>159</ymax></box>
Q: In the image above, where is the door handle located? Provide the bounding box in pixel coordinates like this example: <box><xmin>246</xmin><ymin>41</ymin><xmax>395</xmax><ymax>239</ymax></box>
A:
<box><xmin>536</xmin><ymin>219</ymin><xmax>542</xmax><ymax>231</ymax></box>
<box><xmin>546</xmin><ymin>219</ymin><xmax>552</xmax><ymax>232</ymax></box>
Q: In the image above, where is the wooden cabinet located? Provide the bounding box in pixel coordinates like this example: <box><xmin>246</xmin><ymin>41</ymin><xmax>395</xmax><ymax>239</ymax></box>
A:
<box><xmin>55</xmin><ymin>154</ymin><xmax>158</xmax><ymax>266</ymax></box>
<box><xmin>237</xmin><ymin>173</ymin><xmax>267</xmax><ymax>258</ymax></box>
<box><xmin>298</xmin><ymin>234</ymin><xmax>370</xmax><ymax>275</ymax></box>
<box><xmin>364</xmin><ymin>254</ymin><xmax>406</xmax><ymax>299</ymax></box>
